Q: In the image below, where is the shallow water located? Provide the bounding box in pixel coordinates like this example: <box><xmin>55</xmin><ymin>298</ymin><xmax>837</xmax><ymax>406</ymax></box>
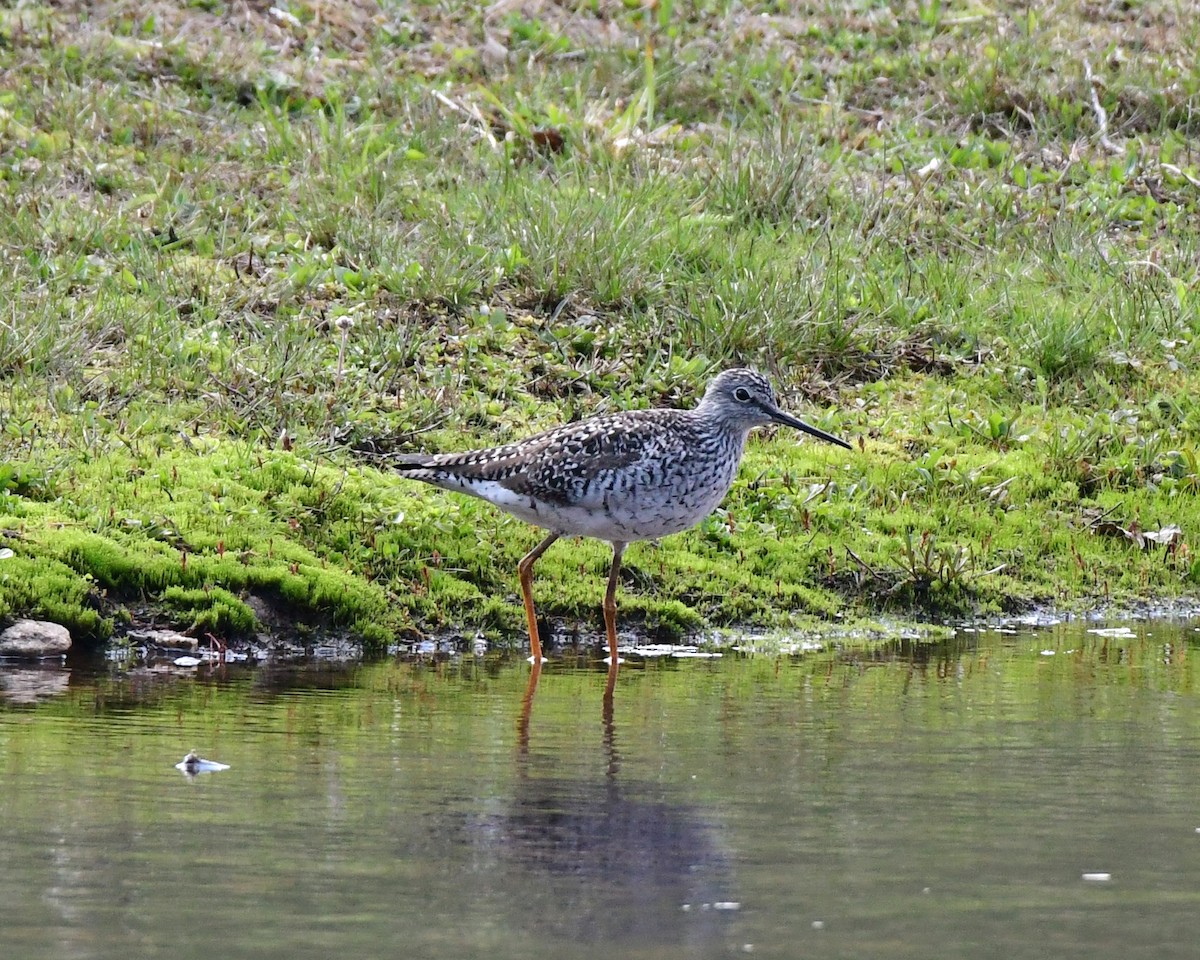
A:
<box><xmin>2</xmin><ymin>622</ymin><xmax>1200</xmax><ymax>960</ymax></box>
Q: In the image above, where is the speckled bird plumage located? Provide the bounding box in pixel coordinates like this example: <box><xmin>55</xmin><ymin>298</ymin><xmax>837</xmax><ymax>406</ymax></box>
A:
<box><xmin>394</xmin><ymin>407</ymin><xmax>743</xmax><ymax>542</ymax></box>
<box><xmin>394</xmin><ymin>370</ymin><xmax>823</xmax><ymax>540</ymax></box>
<box><xmin>392</xmin><ymin>368</ymin><xmax>850</xmax><ymax>673</ymax></box>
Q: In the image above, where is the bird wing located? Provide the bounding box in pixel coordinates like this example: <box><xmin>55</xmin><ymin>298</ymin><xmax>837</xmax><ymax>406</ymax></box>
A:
<box><xmin>499</xmin><ymin>414</ymin><xmax>658</xmax><ymax>506</ymax></box>
<box><xmin>392</xmin><ymin>411</ymin><xmax>676</xmax><ymax>508</ymax></box>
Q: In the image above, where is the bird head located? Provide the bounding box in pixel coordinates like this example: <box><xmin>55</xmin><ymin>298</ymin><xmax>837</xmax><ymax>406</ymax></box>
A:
<box><xmin>699</xmin><ymin>369</ymin><xmax>851</xmax><ymax>449</ymax></box>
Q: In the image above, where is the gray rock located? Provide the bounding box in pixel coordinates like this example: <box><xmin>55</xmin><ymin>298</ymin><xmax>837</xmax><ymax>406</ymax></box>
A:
<box><xmin>127</xmin><ymin>628</ymin><xmax>197</xmax><ymax>649</ymax></box>
<box><xmin>0</xmin><ymin>619</ymin><xmax>72</xmax><ymax>658</ymax></box>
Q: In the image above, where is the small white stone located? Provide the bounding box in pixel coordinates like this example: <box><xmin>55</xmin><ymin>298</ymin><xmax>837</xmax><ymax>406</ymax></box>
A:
<box><xmin>1082</xmin><ymin>872</ymin><xmax>1112</xmax><ymax>882</ymax></box>
<box><xmin>812</xmin><ymin>920</ymin><xmax>825</xmax><ymax>930</ymax></box>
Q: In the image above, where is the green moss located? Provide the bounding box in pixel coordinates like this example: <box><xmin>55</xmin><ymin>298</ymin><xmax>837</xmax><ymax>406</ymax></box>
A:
<box><xmin>162</xmin><ymin>586</ymin><xmax>256</xmax><ymax>635</ymax></box>
<box><xmin>0</xmin><ymin>553</ymin><xmax>109</xmax><ymax>639</ymax></box>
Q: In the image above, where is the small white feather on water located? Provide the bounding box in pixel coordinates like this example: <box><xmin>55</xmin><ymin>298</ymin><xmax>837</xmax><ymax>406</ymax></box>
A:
<box><xmin>175</xmin><ymin>752</ymin><xmax>230</xmax><ymax>774</ymax></box>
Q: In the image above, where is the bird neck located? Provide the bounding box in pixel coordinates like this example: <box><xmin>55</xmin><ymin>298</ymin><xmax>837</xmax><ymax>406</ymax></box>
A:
<box><xmin>682</xmin><ymin>407</ymin><xmax>752</xmax><ymax>473</ymax></box>
<box><xmin>692</xmin><ymin>397</ymin><xmax>755</xmax><ymax>441</ymax></box>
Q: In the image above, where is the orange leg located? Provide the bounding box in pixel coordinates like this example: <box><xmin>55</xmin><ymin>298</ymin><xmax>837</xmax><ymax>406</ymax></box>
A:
<box><xmin>603</xmin><ymin>541</ymin><xmax>626</xmax><ymax>700</ymax></box>
<box><xmin>517</xmin><ymin>533</ymin><xmax>560</xmax><ymax>663</ymax></box>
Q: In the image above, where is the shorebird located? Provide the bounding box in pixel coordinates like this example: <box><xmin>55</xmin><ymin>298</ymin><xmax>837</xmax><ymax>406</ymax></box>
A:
<box><xmin>393</xmin><ymin>369</ymin><xmax>850</xmax><ymax>673</ymax></box>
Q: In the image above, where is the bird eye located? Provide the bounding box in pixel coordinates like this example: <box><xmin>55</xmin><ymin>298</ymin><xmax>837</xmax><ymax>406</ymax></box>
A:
<box><xmin>734</xmin><ymin>387</ymin><xmax>752</xmax><ymax>402</ymax></box>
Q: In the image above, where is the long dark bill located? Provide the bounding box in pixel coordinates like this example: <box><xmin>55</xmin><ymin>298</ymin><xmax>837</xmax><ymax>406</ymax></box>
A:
<box><xmin>765</xmin><ymin>404</ymin><xmax>852</xmax><ymax>450</ymax></box>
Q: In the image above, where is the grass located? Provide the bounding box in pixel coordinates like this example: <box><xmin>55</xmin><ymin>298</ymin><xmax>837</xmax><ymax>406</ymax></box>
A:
<box><xmin>2</xmin><ymin>1</ymin><xmax>1200</xmax><ymax>653</ymax></box>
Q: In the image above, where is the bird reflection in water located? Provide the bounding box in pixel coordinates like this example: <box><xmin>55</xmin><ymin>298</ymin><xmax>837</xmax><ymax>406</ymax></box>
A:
<box><xmin>469</xmin><ymin>662</ymin><xmax>738</xmax><ymax>952</ymax></box>
<box><xmin>517</xmin><ymin>656</ymin><xmax>618</xmax><ymax>749</ymax></box>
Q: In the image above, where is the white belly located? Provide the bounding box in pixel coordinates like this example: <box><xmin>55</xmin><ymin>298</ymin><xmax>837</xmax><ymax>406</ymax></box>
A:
<box><xmin>448</xmin><ymin>477</ymin><xmax>733</xmax><ymax>542</ymax></box>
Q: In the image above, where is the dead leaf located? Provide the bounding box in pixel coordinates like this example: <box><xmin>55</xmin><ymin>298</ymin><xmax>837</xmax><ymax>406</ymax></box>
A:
<box><xmin>530</xmin><ymin>127</ymin><xmax>566</xmax><ymax>154</ymax></box>
<box><xmin>1142</xmin><ymin>525</ymin><xmax>1182</xmax><ymax>547</ymax></box>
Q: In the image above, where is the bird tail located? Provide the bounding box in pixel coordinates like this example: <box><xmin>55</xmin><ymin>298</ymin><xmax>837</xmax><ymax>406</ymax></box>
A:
<box><xmin>391</xmin><ymin>454</ymin><xmax>445</xmax><ymax>471</ymax></box>
<box><xmin>390</xmin><ymin>451</ymin><xmax>495</xmax><ymax>497</ymax></box>
<box><xmin>390</xmin><ymin>452</ymin><xmax>485</xmax><ymax>485</ymax></box>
